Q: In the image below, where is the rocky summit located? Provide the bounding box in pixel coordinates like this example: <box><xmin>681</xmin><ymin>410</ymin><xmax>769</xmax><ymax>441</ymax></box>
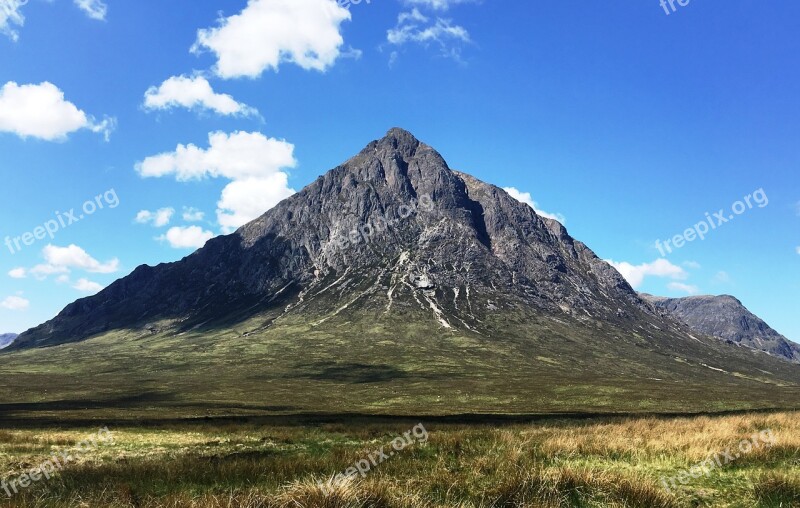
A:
<box><xmin>5</xmin><ymin>128</ymin><xmax>799</xmax><ymax>416</ymax></box>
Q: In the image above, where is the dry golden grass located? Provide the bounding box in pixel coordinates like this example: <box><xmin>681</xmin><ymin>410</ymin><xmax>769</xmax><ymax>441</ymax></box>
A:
<box><xmin>536</xmin><ymin>412</ymin><xmax>799</xmax><ymax>461</ymax></box>
<box><xmin>0</xmin><ymin>411</ymin><xmax>798</xmax><ymax>507</ymax></box>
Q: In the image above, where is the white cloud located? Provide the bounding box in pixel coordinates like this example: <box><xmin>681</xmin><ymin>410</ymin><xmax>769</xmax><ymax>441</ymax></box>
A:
<box><xmin>137</xmin><ymin>131</ymin><xmax>297</xmax><ymax>233</ymax></box>
<box><xmin>1</xmin><ymin>295</ymin><xmax>29</xmax><ymax>311</ymax></box>
<box><xmin>72</xmin><ymin>278</ymin><xmax>104</xmax><ymax>293</ymax></box>
<box><xmin>26</xmin><ymin>245</ymin><xmax>119</xmax><ymax>281</ymax></box>
<box><xmin>136</xmin><ymin>131</ymin><xmax>296</xmax><ymax>181</ymax></box>
<box><xmin>8</xmin><ymin>267</ymin><xmax>26</xmax><ymax>279</ymax></box>
<box><xmin>338</xmin><ymin>45</ymin><xmax>363</xmax><ymax>61</ymax></box>
<box><xmin>192</xmin><ymin>0</ymin><xmax>352</xmax><ymax>79</ymax></box>
<box><xmin>606</xmin><ymin>258</ymin><xmax>688</xmax><ymax>289</ymax></box>
<box><xmin>398</xmin><ymin>7</ymin><xmax>429</xmax><ymax>24</ymax></box>
<box><xmin>158</xmin><ymin>226</ymin><xmax>216</xmax><ymax>249</ymax></box>
<box><xmin>387</xmin><ymin>8</ymin><xmax>470</xmax><ymax>62</ymax></box>
<box><xmin>41</xmin><ymin>244</ymin><xmax>119</xmax><ymax>274</ymax></box>
<box><xmin>135</xmin><ymin>207</ymin><xmax>175</xmax><ymax>227</ymax></box>
<box><xmin>0</xmin><ymin>82</ymin><xmax>115</xmax><ymax>141</ymax></box>
<box><xmin>682</xmin><ymin>261</ymin><xmax>701</xmax><ymax>269</ymax></box>
<box><xmin>388</xmin><ymin>13</ymin><xmax>469</xmax><ymax>45</ymax></box>
<box><xmin>73</xmin><ymin>0</ymin><xmax>107</xmax><ymax>20</ymax></box>
<box><xmin>144</xmin><ymin>75</ymin><xmax>258</xmax><ymax>117</ymax></box>
<box><xmin>388</xmin><ymin>17</ymin><xmax>470</xmax><ymax>45</ymax></box>
<box><xmin>0</xmin><ymin>0</ymin><xmax>25</xmax><ymax>41</ymax></box>
<box><xmin>667</xmin><ymin>282</ymin><xmax>700</xmax><ymax>295</ymax></box>
<box><xmin>796</xmin><ymin>246</ymin><xmax>800</xmax><ymax>255</ymax></box>
<box><xmin>182</xmin><ymin>207</ymin><xmax>205</xmax><ymax>222</ymax></box>
<box><xmin>217</xmin><ymin>174</ymin><xmax>295</xmax><ymax>232</ymax></box>
<box><xmin>503</xmin><ymin>187</ymin><xmax>565</xmax><ymax>224</ymax></box>
<box><xmin>402</xmin><ymin>0</ymin><xmax>476</xmax><ymax>10</ymax></box>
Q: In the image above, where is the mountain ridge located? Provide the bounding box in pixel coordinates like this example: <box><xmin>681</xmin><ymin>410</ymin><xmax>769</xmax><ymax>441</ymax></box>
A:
<box><xmin>640</xmin><ymin>293</ymin><xmax>800</xmax><ymax>363</ymax></box>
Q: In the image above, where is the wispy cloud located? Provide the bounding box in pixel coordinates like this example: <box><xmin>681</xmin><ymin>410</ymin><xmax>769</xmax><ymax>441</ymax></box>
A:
<box><xmin>7</xmin><ymin>267</ymin><xmax>26</xmax><ymax>279</ymax></box>
<box><xmin>388</xmin><ymin>15</ymin><xmax>469</xmax><ymax>46</ymax></box>
<box><xmin>402</xmin><ymin>0</ymin><xmax>478</xmax><ymax>11</ymax></box>
<box><xmin>73</xmin><ymin>0</ymin><xmax>107</xmax><ymax>21</ymax></box>
<box><xmin>1</xmin><ymin>295</ymin><xmax>29</xmax><ymax>311</ymax></box>
<box><xmin>2</xmin><ymin>0</ymin><xmax>107</xmax><ymax>41</ymax></box>
<box><xmin>135</xmin><ymin>208</ymin><xmax>175</xmax><ymax>228</ymax></box>
<box><xmin>72</xmin><ymin>278</ymin><xmax>104</xmax><ymax>294</ymax></box>
<box><xmin>182</xmin><ymin>207</ymin><xmax>205</xmax><ymax>222</ymax></box>
<box><xmin>667</xmin><ymin>282</ymin><xmax>700</xmax><ymax>295</ymax></box>
<box><xmin>387</xmin><ymin>4</ymin><xmax>473</xmax><ymax>63</ymax></box>
<box><xmin>713</xmin><ymin>271</ymin><xmax>731</xmax><ymax>284</ymax></box>
<box><xmin>0</xmin><ymin>0</ymin><xmax>25</xmax><ymax>42</ymax></box>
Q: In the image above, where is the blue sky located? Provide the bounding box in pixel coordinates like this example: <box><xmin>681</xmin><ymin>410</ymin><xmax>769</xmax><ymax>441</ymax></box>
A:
<box><xmin>0</xmin><ymin>0</ymin><xmax>798</xmax><ymax>341</ymax></box>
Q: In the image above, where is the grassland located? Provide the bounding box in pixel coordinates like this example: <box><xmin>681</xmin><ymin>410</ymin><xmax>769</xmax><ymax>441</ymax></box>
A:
<box><xmin>3</xmin><ymin>299</ymin><xmax>799</xmax><ymax>506</ymax></box>
<box><xmin>2</xmin><ymin>310</ymin><xmax>800</xmax><ymax>422</ymax></box>
<box><xmin>1</xmin><ymin>411</ymin><xmax>798</xmax><ymax>507</ymax></box>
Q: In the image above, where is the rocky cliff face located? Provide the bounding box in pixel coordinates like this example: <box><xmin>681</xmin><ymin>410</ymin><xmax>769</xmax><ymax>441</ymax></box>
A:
<box><xmin>13</xmin><ymin>128</ymin><xmax>660</xmax><ymax>350</ymax></box>
<box><xmin>641</xmin><ymin>294</ymin><xmax>800</xmax><ymax>363</ymax></box>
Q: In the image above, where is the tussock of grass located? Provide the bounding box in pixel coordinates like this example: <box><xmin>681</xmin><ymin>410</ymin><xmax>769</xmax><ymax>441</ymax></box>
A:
<box><xmin>484</xmin><ymin>466</ymin><xmax>678</xmax><ymax>508</ymax></box>
<box><xmin>753</xmin><ymin>472</ymin><xmax>800</xmax><ymax>506</ymax></box>
<box><xmin>272</xmin><ymin>477</ymin><xmax>395</xmax><ymax>508</ymax></box>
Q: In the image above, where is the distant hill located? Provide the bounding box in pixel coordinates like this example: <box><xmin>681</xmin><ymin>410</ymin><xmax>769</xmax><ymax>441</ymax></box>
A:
<box><xmin>641</xmin><ymin>294</ymin><xmax>800</xmax><ymax>363</ymax></box>
<box><xmin>0</xmin><ymin>333</ymin><xmax>18</xmax><ymax>349</ymax></box>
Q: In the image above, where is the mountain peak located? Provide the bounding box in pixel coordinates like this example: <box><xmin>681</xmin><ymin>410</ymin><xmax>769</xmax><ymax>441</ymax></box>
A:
<box><xmin>383</xmin><ymin>127</ymin><xmax>420</xmax><ymax>144</ymax></box>
<box><xmin>357</xmin><ymin>127</ymin><xmax>427</xmax><ymax>162</ymax></box>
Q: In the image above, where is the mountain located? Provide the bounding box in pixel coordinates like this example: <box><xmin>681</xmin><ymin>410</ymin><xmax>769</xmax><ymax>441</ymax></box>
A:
<box><xmin>0</xmin><ymin>333</ymin><xmax>17</xmax><ymax>349</ymax></box>
<box><xmin>641</xmin><ymin>294</ymin><xmax>800</xmax><ymax>363</ymax></box>
<box><xmin>11</xmin><ymin>127</ymin><xmax>649</xmax><ymax>350</ymax></box>
<box><xmin>2</xmin><ymin>128</ymin><xmax>798</xmax><ymax>417</ymax></box>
